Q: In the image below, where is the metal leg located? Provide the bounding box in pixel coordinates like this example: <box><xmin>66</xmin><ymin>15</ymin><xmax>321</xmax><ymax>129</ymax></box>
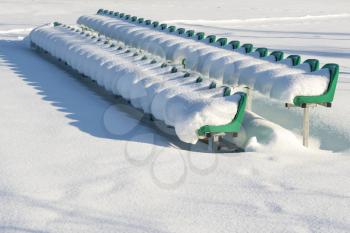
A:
<box><xmin>208</xmin><ymin>135</ymin><xmax>220</xmax><ymax>152</ymax></box>
<box><xmin>246</xmin><ymin>87</ymin><xmax>252</xmax><ymax>111</ymax></box>
<box><xmin>303</xmin><ymin>106</ymin><xmax>310</xmax><ymax>147</ymax></box>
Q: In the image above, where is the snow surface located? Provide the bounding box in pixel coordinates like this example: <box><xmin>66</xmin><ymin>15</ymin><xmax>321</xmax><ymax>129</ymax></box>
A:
<box><xmin>1</xmin><ymin>0</ymin><xmax>350</xmax><ymax>233</ymax></box>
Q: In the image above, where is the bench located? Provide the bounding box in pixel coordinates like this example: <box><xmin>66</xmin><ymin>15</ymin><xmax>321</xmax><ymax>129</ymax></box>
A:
<box><xmin>29</xmin><ymin>22</ymin><xmax>248</xmax><ymax>152</ymax></box>
<box><xmin>77</xmin><ymin>9</ymin><xmax>339</xmax><ymax>147</ymax></box>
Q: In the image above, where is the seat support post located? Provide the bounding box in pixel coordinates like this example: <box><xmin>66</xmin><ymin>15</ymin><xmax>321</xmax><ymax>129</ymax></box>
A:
<box><xmin>303</xmin><ymin>105</ymin><xmax>310</xmax><ymax>147</ymax></box>
<box><xmin>208</xmin><ymin>134</ymin><xmax>220</xmax><ymax>152</ymax></box>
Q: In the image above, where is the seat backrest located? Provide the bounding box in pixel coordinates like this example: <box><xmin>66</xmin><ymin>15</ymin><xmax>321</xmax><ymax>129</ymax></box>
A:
<box><xmin>176</xmin><ymin>28</ymin><xmax>186</xmax><ymax>35</ymax></box>
<box><xmin>119</xmin><ymin>13</ymin><xmax>125</xmax><ymax>18</ymax></box>
<box><xmin>286</xmin><ymin>55</ymin><xmax>301</xmax><ymax>66</ymax></box>
<box><xmin>216</xmin><ymin>38</ymin><xmax>228</xmax><ymax>46</ymax></box>
<box><xmin>196</xmin><ymin>32</ymin><xmax>205</xmax><ymax>40</ymax></box>
<box><xmin>124</xmin><ymin>14</ymin><xmax>131</xmax><ymax>20</ymax></box>
<box><xmin>152</xmin><ymin>21</ymin><xmax>159</xmax><ymax>28</ymax></box>
<box><xmin>270</xmin><ymin>51</ymin><xmax>284</xmax><ymax>61</ymax></box>
<box><xmin>241</xmin><ymin>44</ymin><xmax>253</xmax><ymax>53</ymax></box>
<box><xmin>255</xmin><ymin>48</ymin><xmax>268</xmax><ymax>57</ymax></box>
<box><xmin>131</xmin><ymin>16</ymin><xmax>137</xmax><ymax>22</ymax></box>
<box><xmin>206</xmin><ymin>35</ymin><xmax>216</xmax><ymax>43</ymax></box>
<box><xmin>160</xmin><ymin>23</ymin><xmax>167</xmax><ymax>30</ymax></box>
<box><xmin>137</xmin><ymin>18</ymin><xmax>144</xmax><ymax>24</ymax></box>
<box><xmin>303</xmin><ymin>59</ymin><xmax>319</xmax><ymax>72</ymax></box>
<box><xmin>144</xmin><ymin>19</ymin><xmax>152</xmax><ymax>25</ymax></box>
<box><xmin>168</xmin><ymin>26</ymin><xmax>176</xmax><ymax>32</ymax></box>
<box><xmin>186</xmin><ymin>30</ymin><xmax>195</xmax><ymax>37</ymax></box>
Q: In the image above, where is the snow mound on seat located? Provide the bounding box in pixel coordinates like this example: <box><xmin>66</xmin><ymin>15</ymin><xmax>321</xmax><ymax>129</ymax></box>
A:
<box><xmin>168</xmin><ymin>94</ymin><xmax>241</xmax><ymax>144</ymax></box>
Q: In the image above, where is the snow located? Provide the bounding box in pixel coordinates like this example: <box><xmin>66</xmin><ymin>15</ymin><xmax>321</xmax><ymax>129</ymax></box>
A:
<box><xmin>1</xmin><ymin>0</ymin><xmax>350</xmax><ymax>232</ymax></box>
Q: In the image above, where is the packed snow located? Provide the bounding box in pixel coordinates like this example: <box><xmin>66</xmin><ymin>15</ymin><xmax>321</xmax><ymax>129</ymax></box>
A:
<box><xmin>1</xmin><ymin>0</ymin><xmax>350</xmax><ymax>233</ymax></box>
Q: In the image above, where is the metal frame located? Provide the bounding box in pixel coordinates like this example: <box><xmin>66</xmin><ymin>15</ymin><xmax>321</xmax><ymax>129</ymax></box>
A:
<box><xmin>285</xmin><ymin>102</ymin><xmax>332</xmax><ymax>147</ymax></box>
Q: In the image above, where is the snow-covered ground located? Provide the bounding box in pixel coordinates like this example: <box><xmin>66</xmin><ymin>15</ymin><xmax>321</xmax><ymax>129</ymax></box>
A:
<box><xmin>1</xmin><ymin>0</ymin><xmax>350</xmax><ymax>232</ymax></box>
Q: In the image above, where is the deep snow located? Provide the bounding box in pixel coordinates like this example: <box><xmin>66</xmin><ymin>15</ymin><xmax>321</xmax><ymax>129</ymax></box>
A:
<box><xmin>1</xmin><ymin>0</ymin><xmax>350</xmax><ymax>233</ymax></box>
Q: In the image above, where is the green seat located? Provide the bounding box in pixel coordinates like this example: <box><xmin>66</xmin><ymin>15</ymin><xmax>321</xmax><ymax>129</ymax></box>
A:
<box><xmin>209</xmin><ymin>81</ymin><xmax>217</xmax><ymax>89</ymax></box>
<box><xmin>255</xmin><ymin>48</ymin><xmax>268</xmax><ymax>57</ymax></box>
<box><xmin>270</xmin><ymin>51</ymin><xmax>284</xmax><ymax>61</ymax></box>
<box><xmin>216</xmin><ymin>38</ymin><xmax>228</xmax><ymax>46</ymax></box>
<box><xmin>196</xmin><ymin>32</ymin><xmax>205</xmax><ymax>40</ymax></box>
<box><xmin>168</xmin><ymin>26</ymin><xmax>176</xmax><ymax>32</ymax></box>
<box><xmin>113</xmin><ymin>12</ymin><xmax>119</xmax><ymax>17</ymax></box>
<box><xmin>97</xmin><ymin>9</ymin><xmax>104</xmax><ymax>14</ymax></box>
<box><xmin>223</xmin><ymin>86</ymin><xmax>231</xmax><ymax>96</ymax></box>
<box><xmin>145</xmin><ymin>19</ymin><xmax>152</xmax><ymax>25</ymax></box>
<box><xmin>131</xmin><ymin>16</ymin><xmax>137</xmax><ymax>22</ymax></box>
<box><xmin>176</xmin><ymin>28</ymin><xmax>186</xmax><ymax>35</ymax></box>
<box><xmin>138</xmin><ymin>18</ymin><xmax>144</xmax><ymax>24</ymax></box>
<box><xmin>293</xmin><ymin>64</ymin><xmax>339</xmax><ymax>106</ymax></box>
<box><xmin>197</xmin><ymin>92</ymin><xmax>247</xmax><ymax>137</ymax></box>
<box><xmin>103</xmin><ymin>10</ymin><xmax>109</xmax><ymax>14</ymax></box>
<box><xmin>152</xmin><ymin>21</ymin><xmax>159</xmax><ymax>28</ymax></box>
<box><xmin>303</xmin><ymin>59</ymin><xmax>319</xmax><ymax>72</ymax></box>
<box><xmin>228</xmin><ymin>40</ymin><xmax>240</xmax><ymax>50</ymax></box>
<box><xmin>241</xmin><ymin>44</ymin><xmax>253</xmax><ymax>53</ymax></box>
<box><xmin>159</xmin><ymin>23</ymin><xmax>167</xmax><ymax>30</ymax></box>
<box><xmin>108</xmin><ymin>11</ymin><xmax>114</xmax><ymax>15</ymax></box>
<box><xmin>53</xmin><ymin>22</ymin><xmax>62</xmax><ymax>27</ymax></box>
<box><xmin>206</xmin><ymin>35</ymin><xmax>216</xmax><ymax>43</ymax></box>
<box><xmin>287</xmin><ymin>55</ymin><xmax>301</xmax><ymax>66</ymax></box>
<box><xmin>186</xmin><ymin>30</ymin><xmax>195</xmax><ymax>37</ymax></box>
<box><xmin>119</xmin><ymin>13</ymin><xmax>125</xmax><ymax>18</ymax></box>
<box><xmin>124</xmin><ymin>14</ymin><xmax>131</xmax><ymax>20</ymax></box>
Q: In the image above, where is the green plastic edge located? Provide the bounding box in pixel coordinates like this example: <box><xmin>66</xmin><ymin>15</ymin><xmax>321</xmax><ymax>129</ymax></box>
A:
<box><xmin>197</xmin><ymin>92</ymin><xmax>247</xmax><ymax>136</ymax></box>
<box><xmin>206</xmin><ymin>35</ymin><xmax>216</xmax><ymax>43</ymax></box>
<box><xmin>293</xmin><ymin>63</ymin><xmax>339</xmax><ymax>106</ymax></box>
<box><xmin>241</xmin><ymin>44</ymin><xmax>253</xmax><ymax>53</ymax></box>
<box><xmin>229</xmin><ymin>40</ymin><xmax>240</xmax><ymax>49</ymax></box>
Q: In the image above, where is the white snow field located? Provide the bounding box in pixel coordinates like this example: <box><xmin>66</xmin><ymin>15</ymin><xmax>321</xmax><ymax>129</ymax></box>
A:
<box><xmin>1</xmin><ymin>0</ymin><xmax>350</xmax><ymax>233</ymax></box>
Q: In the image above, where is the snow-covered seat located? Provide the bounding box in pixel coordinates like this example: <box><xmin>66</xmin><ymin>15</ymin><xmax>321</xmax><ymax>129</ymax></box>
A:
<box><xmin>29</xmin><ymin>22</ymin><xmax>248</xmax><ymax>149</ymax></box>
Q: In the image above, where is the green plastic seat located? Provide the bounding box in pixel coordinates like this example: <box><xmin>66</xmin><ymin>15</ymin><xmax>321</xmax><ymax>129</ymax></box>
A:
<box><xmin>303</xmin><ymin>59</ymin><xmax>319</xmax><ymax>72</ymax></box>
<box><xmin>124</xmin><ymin>14</ymin><xmax>131</xmax><ymax>20</ymax></box>
<box><xmin>209</xmin><ymin>81</ymin><xmax>217</xmax><ymax>89</ymax></box>
<box><xmin>131</xmin><ymin>16</ymin><xmax>137</xmax><ymax>22</ymax></box>
<box><xmin>176</xmin><ymin>28</ymin><xmax>186</xmax><ymax>35</ymax></box>
<box><xmin>228</xmin><ymin>40</ymin><xmax>240</xmax><ymax>50</ymax></box>
<box><xmin>255</xmin><ymin>48</ymin><xmax>268</xmax><ymax>57</ymax></box>
<box><xmin>186</xmin><ymin>30</ymin><xmax>195</xmax><ymax>37</ymax></box>
<box><xmin>103</xmin><ymin>10</ymin><xmax>109</xmax><ymax>14</ymax></box>
<box><xmin>216</xmin><ymin>38</ymin><xmax>228</xmax><ymax>46</ymax></box>
<box><xmin>97</xmin><ymin>9</ymin><xmax>103</xmax><ymax>14</ymax></box>
<box><xmin>241</xmin><ymin>44</ymin><xmax>253</xmax><ymax>53</ymax></box>
<box><xmin>160</xmin><ymin>23</ymin><xmax>167</xmax><ymax>30</ymax></box>
<box><xmin>287</xmin><ymin>55</ymin><xmax>301</xmax><ymax>66</ymax></box>
<box><xmin>138</xmin><ymin>18</ymin><xmax>144</xmax><ymax>24</ymax></box>
<box><xmin>108</xmin><ymin>11</ymin><xmax>114</xmax><ymax>15</ymax></box>
<box><xmin>270</xmin><ymin>51</ymin><xmax>284</xmax><ymax>61</ymax></box>
<box><xmin>119</xmin><ymin>13</ymin><xmax>125</xmax><ymax>18</ymax></box>
<box><xmin>53</xmin><ymin>22</ymin><xmax>61</xmax><ymax>27</ymax></box>
<box><xmin>196</xmin><ymin>32</ymin><xmax>205</xmax><ymax>40</ymax></box>
<box><xmin>145</xmin><ymin>20</ymin><xmax>152</xmax><ymax>25</ymax></box>
<box><xmin>293</xmin><ymin>64</ymin><xmax>339</xmax><ymax>106</ymax></box>
<box><xmin>152</xmin><ymin>21</ymin><xmax>159</xmax><ymax>28</ymax></box>
<box><xmin>206</xmin><ymin>35</ymin><xmax>216</xmax><ymax>43</ymax></box>
<box><xmin>113</xmin><ymin>12</ymin><xmax>119</xmax><ymax>17</ymax></box>
<box><xmin>223</xmin><ymin>86</ymin><xmax>231</xmax><ymax>96</ymax></box>
<box><xmin>168</xmin><ymin>26</ymin><xmax>176</xmax><ymax>33</ymax></box>
<box><xmin>197</xmin><ymin>92</ymin><xmax>247</xmax><ymax>137</ymax></box>
<box><xmin>196</xmin><ymin>77</ymin><xmax>203</xmax><ymax>83</ymax></box>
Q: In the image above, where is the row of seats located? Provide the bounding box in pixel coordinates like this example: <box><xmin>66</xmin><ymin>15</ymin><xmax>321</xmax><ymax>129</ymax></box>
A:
<box><xmin>77</xmin><ymin>11</ymin><xmax>339</xmax><ymax>106</ymax></box>
<box><xmin>29</xmin><ymin>23</ymin><xmax>247</xmax><ymax>144</ymax></box>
